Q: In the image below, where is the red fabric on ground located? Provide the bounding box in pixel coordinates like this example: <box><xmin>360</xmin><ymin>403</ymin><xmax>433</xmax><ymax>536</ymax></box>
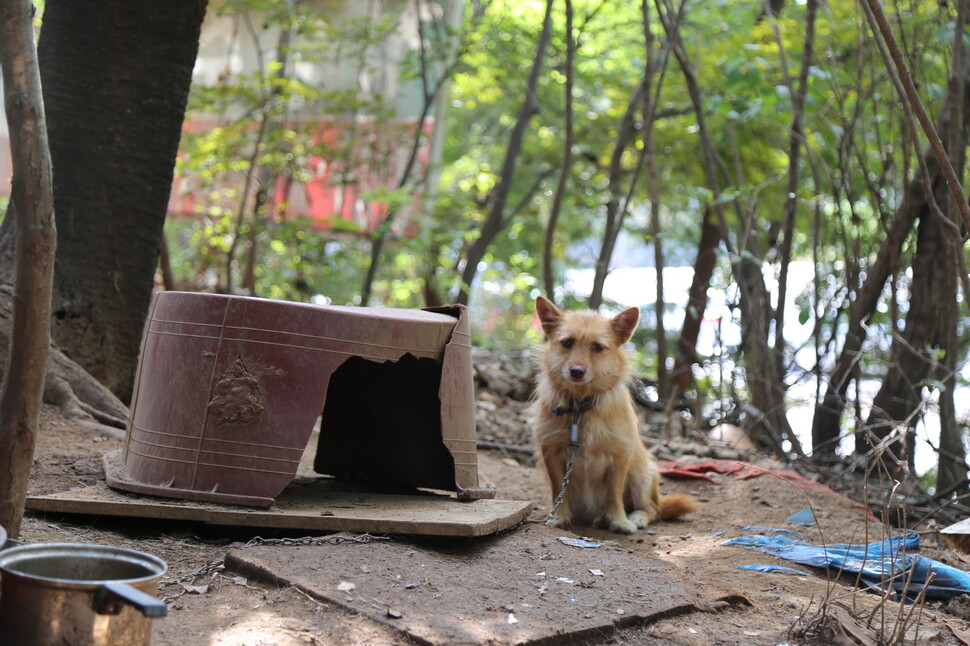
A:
<box><xmin>658</xmin><ymin>459</ymin><xmax>880</xmax><ymax>523</ymax></box>
<box><xmin>658</xmin><ymin>459</ymin><xmax>826</xmax><ymax>490</ymax></box>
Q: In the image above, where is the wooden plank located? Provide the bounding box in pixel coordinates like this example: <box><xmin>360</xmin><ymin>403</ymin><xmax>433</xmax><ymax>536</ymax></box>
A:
<box><xmin>26</xmin><ymin>480</ymin><xmax>533</xmax><ymax>537</ymax></box>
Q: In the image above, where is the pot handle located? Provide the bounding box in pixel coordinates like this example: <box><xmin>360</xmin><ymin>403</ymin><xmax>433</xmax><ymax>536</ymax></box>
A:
<box><xmin>94</xmin><ymin>582</ymin><xmax>168</xmax><ymax>618</ymax></box>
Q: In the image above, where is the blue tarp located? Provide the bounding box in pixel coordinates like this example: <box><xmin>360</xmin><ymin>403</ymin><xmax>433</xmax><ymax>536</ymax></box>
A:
<box><xmin>784</xmin><ymin>507</ymin><xmax>816</xmax><ymax>527</ymax></box>
<box><xmin>722</xmin><ymin>531</ymin><xmax>970</xmax><ymax>600</ymax></box>
<box><xmin>737</xmin><ymin>564</ymin><xmax>812</xmax><ymax>576</ymax></box>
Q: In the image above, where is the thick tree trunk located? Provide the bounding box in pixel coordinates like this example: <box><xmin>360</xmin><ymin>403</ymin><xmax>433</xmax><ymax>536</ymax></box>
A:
<box><xmin>36</xmin><ymin>0</ymin><xmax>206</xmax><ymax>402</ymax></box>
<box><xmin>810</xmin><ymin>199</ymin><xmax>914</xmax><ymax>460</ymax></box>
<box><xmin>937</xmin><ymin>0</ymin><xmax>970</xmax><ymax>496</ymax></box>
<box><xmin>864</xmin><ymin>65</ymin><xmax>969</xmax><ymax>472</ymax></box>
<box><xmin>937</xmin><ymin>240</ymin><xmax>966</xmax><ymax>494</ymax></box>
<box><xmin>864</xmin><ymin>181</ymin><xmax>959</xmax><ymax>471</ymax></box>
<box><xmin>0</xmin><ymin>0</ymin><xmax>57</xmax><ymax>538</ymax></box>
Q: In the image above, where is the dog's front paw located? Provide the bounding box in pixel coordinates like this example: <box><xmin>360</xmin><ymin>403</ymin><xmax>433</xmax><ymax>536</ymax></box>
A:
<box><xmin>606</xmin><ymin>517</ymin><xmax>637</xmax><ymax>534</ymax></box>
<box><xmin>545</xmin><ymin>512</ymin><xmax>571</xmax><ymax>528</ymax></box>
<box><xmin>628</xmin><ymin>510</ymin><xmax>649</xmax><ymax>529</ymax></box>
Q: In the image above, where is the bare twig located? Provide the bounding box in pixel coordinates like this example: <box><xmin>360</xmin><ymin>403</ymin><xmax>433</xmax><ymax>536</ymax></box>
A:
<box><xmin>861</xmin><ymin>0</ymin><xmax>970</xmax><ymax>234</ymax></box>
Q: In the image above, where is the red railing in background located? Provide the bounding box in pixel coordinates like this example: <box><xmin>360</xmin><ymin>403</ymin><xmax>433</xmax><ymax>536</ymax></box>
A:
<box><xmin>169</xmin><ymin>118</ymin><xmax>435</xmax><ymax>235</ymax></box>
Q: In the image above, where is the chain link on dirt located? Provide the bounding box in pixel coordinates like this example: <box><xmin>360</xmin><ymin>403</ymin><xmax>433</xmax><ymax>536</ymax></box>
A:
<box><xmin>241</xmin><ymin>533</ymin><xmax>389</xmax><ymax>548</ymax></box>
<box><xmin>546</xmin><ymin>444</ymin><xmax>578</xmax><ymax>524</ymax></box>
<box><xmin>159</xmin><ymin>533</ymin><xmax>390</xmax><ymax>599</ymax></box>
<box><xmin>161</xmin><ymin>558</ymin><xmax>227</xmax><ymax>588</ymax></box>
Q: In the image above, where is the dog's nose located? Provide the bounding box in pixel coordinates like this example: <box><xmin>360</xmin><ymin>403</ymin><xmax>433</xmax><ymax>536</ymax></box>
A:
<box><xmin>568</xmin><ymin>366</ymin><xmax>586</xmax><ymax>380</ymax></box>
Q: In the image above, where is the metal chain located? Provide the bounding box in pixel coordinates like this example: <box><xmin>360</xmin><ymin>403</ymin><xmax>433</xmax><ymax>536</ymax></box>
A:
<box><xmin>160</xmin><ymin>533</ymin><xmax>389</xmax><ymax>591</ymax></box>
<box><xmin>241</xmin><ymin>533</ymin><xmax>389</xmax><ymax>548</ymax></box>
<box><xmin>162</xmin><ymin>557</ymin><xmax>228</xmax><ymax>588</ymax></box>
<box><xmin>546</xmin><ymin>415</ymin><xmax>579</xmax><ymax>523</ymax></box>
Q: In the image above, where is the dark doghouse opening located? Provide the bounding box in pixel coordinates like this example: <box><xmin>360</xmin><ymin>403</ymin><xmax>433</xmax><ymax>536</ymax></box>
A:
<box><xmin>314</xmin><ymin>353</ymin><xmax>457</xmax><ymax>492</ymax></box>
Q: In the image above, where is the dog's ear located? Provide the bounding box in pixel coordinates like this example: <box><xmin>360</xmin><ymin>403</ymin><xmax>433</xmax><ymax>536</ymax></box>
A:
<box><xmin>611</xmin><ymin>306</ymin><xmax>640</xmax><ymax>344</ymax></box>
<box><xmin>535</xmin><ymin>295</ymin><xmax>562</xmax><ymax>336</ymax></box>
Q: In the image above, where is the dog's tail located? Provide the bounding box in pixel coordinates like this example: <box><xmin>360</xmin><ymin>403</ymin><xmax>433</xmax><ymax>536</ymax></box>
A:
<box><xmin>658</xmin><ymin>493</ymin><xmax>699</xmax><ymax>520</ymax></box>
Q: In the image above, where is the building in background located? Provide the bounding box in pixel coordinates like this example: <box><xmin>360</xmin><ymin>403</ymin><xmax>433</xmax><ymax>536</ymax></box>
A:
<box><xmin>171</xmin><ymin>0</ymin><xmax>461</xmax><ymax>235</ymax></box>
<box><xmin>0</xmin><ymin>0</ymin><xmax>462</xmax><ymax>239</ymax></box>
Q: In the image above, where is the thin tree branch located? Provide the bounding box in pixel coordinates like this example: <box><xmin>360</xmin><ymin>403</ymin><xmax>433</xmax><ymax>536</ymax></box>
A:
<box><xmin>457</xmin><ymin>0</ymin><xmax>555</xmax><ymax>305</ymax></box>
<box><xmin>862</xmin><ymin>0</ymin><xmax>970</xmax><ymax>235</ymax></box>
<box><xmin>542</xmin><ymin>0</ymin><xmax>575</xmax><ymax>301</ymax></box>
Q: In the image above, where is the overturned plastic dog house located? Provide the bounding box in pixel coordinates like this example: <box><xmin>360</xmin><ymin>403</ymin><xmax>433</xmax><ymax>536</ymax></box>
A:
<box><xmin>107</xmin><ymin>291</ymin><xmax>491</xmax><ymax>508</ymax></box>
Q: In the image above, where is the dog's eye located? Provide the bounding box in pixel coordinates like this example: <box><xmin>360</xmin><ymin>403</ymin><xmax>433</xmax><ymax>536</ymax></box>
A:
<box><xmin>560</xmin><ymin>338</ymin><xmax>574</xmax><ymax>349</ymax></box>
<box><xmin>591</xmin><ymin>342</ymin><xmax>604</xmax><ymax>353</ymax></box>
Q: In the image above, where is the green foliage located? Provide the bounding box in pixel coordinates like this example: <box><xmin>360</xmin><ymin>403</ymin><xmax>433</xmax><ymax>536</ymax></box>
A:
<box><xmin>170</xmin><ymin>0</ymin><xmax>458</xmax><ymax>305</ymax></box>
<box><xmin>166</xmin><ymin>0</ymin><xmax>970</xmax><ymax>455</ymax></box>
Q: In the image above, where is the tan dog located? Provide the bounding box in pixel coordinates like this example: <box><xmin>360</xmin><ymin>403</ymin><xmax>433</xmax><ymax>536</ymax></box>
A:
<box><xmin>532</xmin><ymin>295</ymin><xmax>697</xmax><ymax>533</ymax></box>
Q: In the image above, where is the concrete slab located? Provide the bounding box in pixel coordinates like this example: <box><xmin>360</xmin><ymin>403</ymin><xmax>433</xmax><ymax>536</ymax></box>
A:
<box><xmin>225</xmin><ymin>523</ymin><xmax>710</xmax><ymax>645</ymax></box>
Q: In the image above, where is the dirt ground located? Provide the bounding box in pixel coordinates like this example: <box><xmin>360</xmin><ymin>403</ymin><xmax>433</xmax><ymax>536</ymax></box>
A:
<box><xmin>18</xmin><ymin>399</ymin><xmax>970</xmax><ymax>646</ymax></box>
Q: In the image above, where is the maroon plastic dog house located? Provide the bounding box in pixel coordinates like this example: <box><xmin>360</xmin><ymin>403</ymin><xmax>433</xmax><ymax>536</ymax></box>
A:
<box><xmin>106</xmin><ymin>291</ymin><xmax>491</xmax><ymax>507</ymax></box>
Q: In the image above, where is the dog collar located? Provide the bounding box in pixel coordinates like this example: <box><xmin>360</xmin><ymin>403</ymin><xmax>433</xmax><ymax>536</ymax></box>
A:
<box><xmin>552</xmin><ymin>397</ymin><xmax>596</xmax><ymax>447</ymax></box>
<box><xmin>551</xmin><ymin>396</ymin><xmax>597</xmax><ymax>417</ymax></box>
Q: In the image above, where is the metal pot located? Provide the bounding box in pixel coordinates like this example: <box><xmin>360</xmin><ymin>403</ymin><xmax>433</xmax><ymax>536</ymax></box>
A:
<box><xmin>0</xmin><ymin>543</ymin><xmax>168</xmax><ymax>646</ymax></box>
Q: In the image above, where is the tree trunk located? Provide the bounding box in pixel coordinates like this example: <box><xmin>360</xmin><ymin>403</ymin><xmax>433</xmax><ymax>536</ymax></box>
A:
<box><xmin>657</xmin><ymin>0</ymin><xmax>798</xmax><ymax>454</ymax></box>
<box><xmin>936</xmin><ymin>0</ymin><xmax>970</xmax><ymax>496</ymax></box>
<box><xmin>865</xmin><ymin>79</ymin><xmax>969</xmax><ymax>473</ymax></box>
<box><xmin>225</xmin><ymin>19</ymin><xmax>290</xmax><ymax>296</ymax></box>
<box><xmin>937</xmin><ymin>236</ymin><xmax>966</xmax><ymax>495</ymax></box>
<box><xmin>864</xmin><ymin>182</ymin><xmax>959</xmax><ymax>470</ymax></box>
<box><xmin>810</xmin><ymin>193</ymin><xmax>914</xmax><ymax>460</ymax></box>
<box><xmin>0</xmin><ymin>0</ymin><xmax>57</xmax><ymax>538</ymax></box>
<box><xmin>36</xmin><ymin>0</ymin><xmax>207</xmax><ymax>402</ymax></box>
<box><xmin>656</xmin><ymin>0</ymin><xmax>736</xmax><ymax>405</ymax></box>
<box><xmin>735</xmin><ymin>253</ymin><xmax>803</xmax><ymax>457</ymax></box>
<box><xmin>670</xmin><ymin>208</ymin><xmax>720</xmax><ymax>393</ymax></box>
